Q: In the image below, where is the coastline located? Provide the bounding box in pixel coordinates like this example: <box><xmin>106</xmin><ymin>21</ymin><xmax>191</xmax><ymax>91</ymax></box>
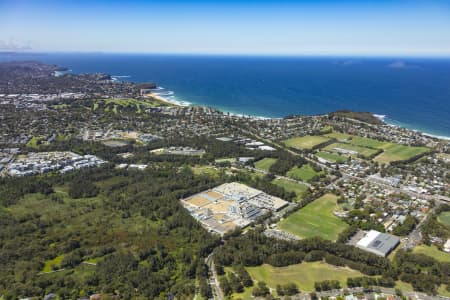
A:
<box><xmin>147</xmin><ymin>91</ymin><xmax>190</xmax><ymax>107</ymax></box>
<box><xmin>150</xmin><ymin>90</ymin><xmax>450</xmax><ymax>140</ymax></box>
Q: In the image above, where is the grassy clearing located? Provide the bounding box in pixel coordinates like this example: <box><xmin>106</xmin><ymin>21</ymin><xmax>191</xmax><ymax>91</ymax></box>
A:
<box><xmin>283</xmin><ymin>135</ymin><xmax>330</xmax><ymax>150</ymax></box>
<box><xmin>254</xmin><ymin>158</ymin><xmax>277</xmax><ymax>172</ymax></box>
<box><xmin>326</xmin><ymin>132</ymin><xmax>352</xmax><ymax>141</ymax></box>
<box><xmin>191</xmin><ymin>166</ymin><xmax>221</xmax><ymax>178</ymax></box>
<box><xmin>278</xmin><ymin>194</ymin><xmax>347</xmax><ymax>240</ymax></box>
<box><xmin>438</xmin><ymin>285</ymin><xmax>450</xmax><ymax>297</ymax></box>
<box><xmin>286</xmin><ymin>164</ymin><xmax>322</xmax><ymax>182</ymax></box>
<box><xmin>395</xmin><ymin>281</ymin><xmax>414</xmax><ymax>293</ymax></box>
<box><xmin>94</xmin><ymin>98</ymin><xmax>167</xmax><ymax>114</ymax></box>
<box><xmin>374</xmin><ymin>143</ymin><xmax>430</xmax><ymax>164</ymax></box>
<box><xmin>316</xmin><ymin>151</ymin><xmax>347</xmax><ymax>163</ymax></box>
<box><xmin>215</xmin><ymin>158</ymin><xmax>237</xmax><ymax>164</ymax></box>
<box><xmin>348</xmin><ymin>136</ymin><xmax>386</xmax><ymax>148</ymax></box>
<box><xmin>26</xmin><ymin>136</ymin><xmax>43</xmax><ymax>148</ymax></box>
<box><xmin>272</xmin><ymin>178</ymin><xmax>308</xmax><ymax>200</ymax></box>
<box><xmin>247</xmin><ymin>262</ymin><xmax>365</xmax><ymax>292</ymax></box>
<box><xmin>42</xmin><ymin>254</ymin><xmax>65</xmax><ymax>272</ymax></box>
<box><xmin>438</xmin><ymin>211</ymin><xmax>450</xmax><ymax>227</ymax></box>
<box><xmin>413</xmin><ymin>245</ymin><xmax>450</xmax><ymax>263</ymax></box>
<box><xmin>323</xmin><ymin>142</ymin><xmax>379</xmax><ymax>158</ymax></box>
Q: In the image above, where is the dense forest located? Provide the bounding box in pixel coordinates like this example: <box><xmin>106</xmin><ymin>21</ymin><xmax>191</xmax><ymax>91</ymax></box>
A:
<box><xmin>0</xmin><ymin>165</ymin><xmax>225</xmax><ymax>299</ymax></box>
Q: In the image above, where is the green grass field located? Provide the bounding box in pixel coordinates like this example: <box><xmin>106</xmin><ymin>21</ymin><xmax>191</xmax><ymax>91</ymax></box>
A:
<box><xmin>316</xmin><ymin>151</ymin><xmax>347</xmax><ymax>163</ymax></box>
<box><xmin>323</xmin><ymin>142</ymin><xmax>379</xmax><ymax>158</ymax></box>
<box><xmin>94</xmin><ymin>98</ymin><xmax>168</xmax><ymax>114</ymax></box>
<box><xmin>438</xmin><ymin>211</ymin><xmax>450</xmax><ymax>227</ymax></box>
<box><xmin>348</xmin><ymin>136</ymin><xmax>386</xmax><ymax>148</ymax></box>
<box><xmin>286</xmin><ymin>164</ymin><xmax>323</xmax><ymax>182</ymax></box>
<box><xmin>413</xmin><ymin>245</ymin><xmax>450</xmax><ymax>263</ymax></box>
<box><xmin>272</xmin><ymin>178</ymin><xmax>308</xmax><ymax>200</ymax></box>
<box><xmin>278</xmin><ymin>194</ymin><xmax>348</xmax><ymax>240</ymax></box>
<box><xmin>326</xmin><ymin>132</ymin><xmax>352</xmax><ymax>141</ymax></box>
<box><xmin>374</xmin><ymin>143</ymin><xmax>430</xmax><ymax>164</ymax></box>
<box><xmin>283</xmin><ymin>135</ymin><xmax>330</xmax><ymax>150</ymax></box>
<box><xmin>247</xmin><ymin>262</ymin><xmax>365</xmax><ymax>292</ymax></box>
<box><xmin>254</xmin><ymin>157</ymin><xmax>277</xmax><ymax>172</ymax></box>
<box><xmin>215</xmin><ymin>158</ymin><xmax>237</xmax><ymax>164</ymax></box>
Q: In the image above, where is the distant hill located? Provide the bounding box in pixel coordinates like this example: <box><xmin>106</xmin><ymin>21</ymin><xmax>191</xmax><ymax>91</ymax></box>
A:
<box><xmin>329</xmin><ymin>110</ymin><xmax>384</xmax><ymax>125</ymax></box>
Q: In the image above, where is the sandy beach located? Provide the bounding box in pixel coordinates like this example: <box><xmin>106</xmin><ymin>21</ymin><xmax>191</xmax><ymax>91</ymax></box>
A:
<box><xmin>146</xmin><ymin>92</ymin><xmax>190</xmax><ymax>107</ymax></box>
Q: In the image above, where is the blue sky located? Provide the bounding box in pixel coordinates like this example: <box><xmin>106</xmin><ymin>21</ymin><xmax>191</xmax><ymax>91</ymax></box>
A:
<box><xmin>1</xmin><ymin>0</ymin><xmax>450</xmax><ymax>56</ymax></box>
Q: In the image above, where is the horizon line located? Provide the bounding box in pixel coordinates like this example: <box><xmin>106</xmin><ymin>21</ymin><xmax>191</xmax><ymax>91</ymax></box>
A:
<box><xmin>2</xmin><ymin>50</ymin><xmax>450</xmax><ymax>59</ymax></box>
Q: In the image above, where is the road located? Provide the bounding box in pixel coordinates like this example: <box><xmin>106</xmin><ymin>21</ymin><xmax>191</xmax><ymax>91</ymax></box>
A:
<box><xmin>206</xmin><ymin>252</ymin><xmax>224</xmax><ymax>300</ymax></box>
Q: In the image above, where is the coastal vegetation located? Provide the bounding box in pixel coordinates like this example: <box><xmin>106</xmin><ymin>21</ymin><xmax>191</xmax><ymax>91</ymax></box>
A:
<box><xmin>328</xmin><ymin>110</ymin><xmax>384</xmax><ymax>125</ymax></box>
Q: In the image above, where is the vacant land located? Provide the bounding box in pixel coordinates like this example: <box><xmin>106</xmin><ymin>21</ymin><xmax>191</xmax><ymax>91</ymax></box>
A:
<box><xmin>413</xmin><ymin>245</ymin><xmax>450</xmax><ymax>263</ymax></box>
<box><xmin>374</xmin><ymin>143</ymin><xmax>430</xmax><ymax>164</ymax></box>
<box><xmin>278</xmin><ymin>194</ymin><xmax>347</xmax><ymax>240</ymax></box>
<box><xmin>283</xmin><ymin>135</ymin><xmax>330</xmax><ymax>150</ymax></box>
<box><xmin>323</xmin><ymin>142</ymin><xmax>379</xmax><ymax>158</ymax></box>
<box><xmin>254</xmin><ymin>157</ymin><xmax>277</xmax><ymax>172</ymax></box>
<box><xmin>247</xmin><ymin>262</ymin><xmax>365</xmax><ymax>292</ymax></box>
<box><xmin>438</xmin><ymin>211</ymin><xmax>450</xmax><ymax>227</ymax></box>
<box><xmin>316</xmin><ymin>151</ymin><xmax>347</xmax><ymax>163</ymax></box>
<box><xmin>272</xmin><ymin>178</ymin><xmax>308</xmax><ymax>200</ymax></box>
<box><xmin>287</xmin><ymin>164</ymin><xmax>322</xmax><ymax>182</ymax></box>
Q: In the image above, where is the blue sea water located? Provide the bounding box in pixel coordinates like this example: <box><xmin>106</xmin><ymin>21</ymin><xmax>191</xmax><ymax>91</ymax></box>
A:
<box><xmin>1</xmin><ymin>52</ymin><xmax>449</xmax><ymax>138</ymax></box>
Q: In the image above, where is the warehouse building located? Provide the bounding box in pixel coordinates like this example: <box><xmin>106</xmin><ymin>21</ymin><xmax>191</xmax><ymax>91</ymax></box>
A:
<box><xmin>356</xmin><ymin>230</ymin><xmax>400</xmax><ymax>257</ymax></box>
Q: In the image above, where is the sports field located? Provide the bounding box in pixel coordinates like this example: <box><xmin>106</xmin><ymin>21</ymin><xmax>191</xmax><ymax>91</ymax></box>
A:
<box><xmin>272</xmin><ymin>178</ymin><xmax>308</xmax><ymax>200</ymax></box>
<box><xmin>323</xmin><ymin>142</ymin><xmax>379</xmax><ymax>158</ymax></box>
<box><xmin>326</xmin><ymin>132</ymin><xmax>352</xmax><ymax>141</ymax></box>
<box><xmin>373</xmin><ymin>143</ymin><xmax>430</xmax><ymax>164</ymax></box>
<box><xmin>247</xmin><ymin>262</ymin><xmax>365</xmax><ymax>292</ymax></box>
<box><xmin>438</xmin><ymin>211</ymin><xmax>450</xmax><ymax>227</ymax></box>
<box><xmin>316</xmin><ymin>151</ymin><xmax>347</xmax><ymax>163</ymax></box>
<box><xmin>413</xmin><ymin>245</ymin><xmax>450</xmax><ymax>263</ymax></box>
<box><xmin>286</xmin><ymin>164</ymin><xmax>322</xmax><ymax>182</ymax></box>
<box><xmin>254</xmin><ymin>157</ymin><xmax>277</xmax><ymax>172</ymax></box>
<box><xmin>278</xmin><ymin>194</ymin><xmax>348</xmax><ymax>240</ymax></box>
<box><xmin>348</xmin><ymin>136</ymin><xmax>386</xmax><ymax>148</ymax></box>
<box><xmin>283</xmin><ymin>135</ymin><xmax>330</xmax><ymax>150</ymax></box>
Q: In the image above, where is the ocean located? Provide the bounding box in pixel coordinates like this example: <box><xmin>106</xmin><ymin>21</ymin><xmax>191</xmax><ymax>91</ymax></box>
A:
<box><xmin>1</xmin><ymin>52</ymin><xmax>449</xmax><ymax>138</ymax></box>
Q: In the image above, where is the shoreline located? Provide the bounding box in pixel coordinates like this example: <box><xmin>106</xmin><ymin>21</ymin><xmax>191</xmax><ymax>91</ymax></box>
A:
<box><xmin>149</xmin><ymin>90</ymin><xmax>450</xmax><ymax>140</ymax></box>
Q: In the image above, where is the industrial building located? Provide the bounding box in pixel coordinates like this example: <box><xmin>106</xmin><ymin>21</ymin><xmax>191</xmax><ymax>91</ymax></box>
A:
<box><xmin>180</xmin><ymin>182</ymin><xmax>289</xmax><ymax>235</ymax></box>
<box><xmin>356</xmin><ymin>230</ymin><xmax>400</xmax><ymax>257</ymax></box>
